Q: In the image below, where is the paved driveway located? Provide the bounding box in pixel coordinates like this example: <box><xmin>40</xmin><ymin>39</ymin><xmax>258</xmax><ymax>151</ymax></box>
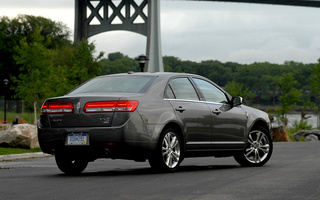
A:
<box><xmin>0</xmin><ymin>142</ymin><xmax>319</xmax><ymax>200</ymax></box>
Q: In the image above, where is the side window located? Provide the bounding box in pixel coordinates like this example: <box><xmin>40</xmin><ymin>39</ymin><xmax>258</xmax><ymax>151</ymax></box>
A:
<box><xmin>193</xmin><ymin>78</ymin><xmax>227</xmax><ymax>103</ymax></box>
<box><xmin>166</xmin><ymin>85</ymin><xmax>175</xmax><ymax>99</ymax></box>
<box><xmin>167</xmin><ymin>78</ymin><xmax>199</xmax><ymax>101</ymax></box>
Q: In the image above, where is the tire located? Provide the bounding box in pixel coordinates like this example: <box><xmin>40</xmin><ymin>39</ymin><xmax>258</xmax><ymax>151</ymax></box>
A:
<box><xmin>55</xmin><ymin>154</ymin><xmax>88</xmax><ymax>175</ymax></box>
<box><xmin>149</xmin><ymin>128</ymin><xmax>183</xmax><ymax>172</ymax></box>
<box><xmin>234</xmin><ymin>126</ymin><xmax>273</xmax><ymax>167</ymax></box>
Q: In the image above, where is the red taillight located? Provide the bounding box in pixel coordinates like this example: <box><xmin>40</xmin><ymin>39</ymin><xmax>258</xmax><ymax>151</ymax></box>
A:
<box><xmin>115</xmin><ymin>101</ymin><xmax>139</xmax><ymax>112</ymax></box>
<box><xmin>41</xmin><ymin>102</ymin><xmax>74</xmax><ymax>114</ymax></box>
<box><xmin>84</xmin><ymin>101</ymin><xmax>139</xmax><ymax>113</ymax></box>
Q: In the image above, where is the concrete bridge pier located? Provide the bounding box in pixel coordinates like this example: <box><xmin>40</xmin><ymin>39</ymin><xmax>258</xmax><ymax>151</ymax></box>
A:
<box><xmin>74</xmin><ymin>0</ymin><xmax>164</xmax><ymax>72</ymax></box>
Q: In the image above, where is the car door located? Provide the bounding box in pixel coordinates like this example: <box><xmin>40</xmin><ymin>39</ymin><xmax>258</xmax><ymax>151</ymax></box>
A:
<box><xmin>165</xmin><ymin>77</ymin><xmax>212</xmax><ymax>150</ymax></box>
<box><xmin>192</xmin><ymin>78</ymin><xmax>247</xmax><ymax>148</ymax></box>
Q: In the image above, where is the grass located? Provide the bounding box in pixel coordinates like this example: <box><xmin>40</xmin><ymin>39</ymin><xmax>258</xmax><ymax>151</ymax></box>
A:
<box><xmin>0</xmin><ymin>110</ymin><xmax>41</xmax><ymax>155</ymax></box>
<box><xmin>0</xmin><ymin>110</ymin><xmax>40</xmax><ymax>124</ymax></box>
<box><xmin>0</xmin><ymin>147</ymin><xmax>42</xmax><ymax>155</ymax></box>
<box><xmin>286</xmin><ymin>127</ymin><xmax>298</xmax><ymax>141</ymax></box>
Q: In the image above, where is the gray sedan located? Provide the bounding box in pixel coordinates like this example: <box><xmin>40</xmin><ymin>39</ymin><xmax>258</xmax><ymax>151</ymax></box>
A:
<box><xmin>38</xmin><ymin>72</ymin><xmax>272</xmax><ymax>174</ymax></box>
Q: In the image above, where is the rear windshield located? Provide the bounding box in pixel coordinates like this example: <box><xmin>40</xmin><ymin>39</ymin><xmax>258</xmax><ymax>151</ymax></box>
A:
<box><xmin>68</xmin><ymin>75</ymin><xmax>156</xmax><ymax>95</ymax></box>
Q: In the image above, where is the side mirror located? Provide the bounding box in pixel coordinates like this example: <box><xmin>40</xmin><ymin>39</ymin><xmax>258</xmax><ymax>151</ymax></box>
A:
<box><xmin>232</xmin><ymin>96</ymin><xmax>243</xmax><ymax>107</ymax></box>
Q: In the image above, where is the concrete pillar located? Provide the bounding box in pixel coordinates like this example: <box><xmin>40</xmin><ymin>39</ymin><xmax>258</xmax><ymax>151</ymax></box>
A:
<box><xmin>74</xmin><ymin>0</ymin><xmax>85</xmax><ymax>43</ymax></box>
<box><xmin>146</xmin><ymin>0</ymin><xmax>164</xmax><ymax>72</ymax></box>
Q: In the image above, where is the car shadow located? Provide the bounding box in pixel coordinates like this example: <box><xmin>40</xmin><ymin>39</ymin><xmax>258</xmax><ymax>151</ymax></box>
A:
<box><xmin>54</xmin><ymin>164</ymin><xmax>240</xmax><ymax>177</ymax></box>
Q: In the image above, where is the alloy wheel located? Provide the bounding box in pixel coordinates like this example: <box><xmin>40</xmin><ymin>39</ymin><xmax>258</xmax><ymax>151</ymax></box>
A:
<box><xmin>244</xmin><ymin>130</ymin><xmax>270</xmax><ymax>164</ymax></box>
<box><xmin>161</xmin><ymin>131</ymin><xmax>181</xmax><ymax>169</ymax></box>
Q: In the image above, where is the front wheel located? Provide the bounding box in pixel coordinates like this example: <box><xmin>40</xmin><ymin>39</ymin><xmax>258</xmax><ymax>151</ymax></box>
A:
<box><xmin>55</xmin><ymin>154</ymin><xmax>88</xmax><ymax>175</ymax></box>
<box><xmin>149</xmin><ymin>128</ymin><xmax>183</xmax><ymax>172</ymax></box>
<box><xmin>234</xmin><ymin>127</ymin><xmax>273</xmax><ymax>167</ymax></box>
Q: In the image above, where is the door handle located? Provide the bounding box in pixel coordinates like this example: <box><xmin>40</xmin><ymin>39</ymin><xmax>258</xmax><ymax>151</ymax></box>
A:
<box><xmin>175</xmin><ymin>106</ymin><xmax>185</xmax><ymax>113</ymax></box>
<box><xmin>212</xmin><ymin>109</ymin><xmax>221</xmax><ymax>115</ymax></box>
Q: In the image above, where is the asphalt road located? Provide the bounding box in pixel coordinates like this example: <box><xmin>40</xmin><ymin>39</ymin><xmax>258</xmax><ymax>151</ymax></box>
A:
<box><xmin>0</xmin><ymin>142</ymin><xmax>320</xmax><ymax>200</ymax></box>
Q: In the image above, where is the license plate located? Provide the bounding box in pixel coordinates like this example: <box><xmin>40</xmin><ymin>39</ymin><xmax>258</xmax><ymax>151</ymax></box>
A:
<box><xmin>67</xmin><ymin>133</ymin><xmax>89</xmax><ymax>145</ymax></box>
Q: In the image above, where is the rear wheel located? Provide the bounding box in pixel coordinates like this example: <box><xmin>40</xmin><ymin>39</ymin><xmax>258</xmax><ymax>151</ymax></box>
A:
<box><xmin>55</xmin><ymin>154</ymin><xmax>88</xmax><ymax>175</ymax></box>
<box><xmin>234</xmin><ymin>127</ymin><xmax>273</xmax><ymax>167</ymax></box>
<box><xmin>149</xmin><ymin>128</ymin><xmax>183</xmax><ymax>172</ymax></box>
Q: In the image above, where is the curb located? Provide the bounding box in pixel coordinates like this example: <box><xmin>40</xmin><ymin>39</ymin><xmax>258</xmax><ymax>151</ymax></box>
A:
<box><xmin>0</xmin><ymin>152</ymin><xmax>53</xmax><ymax>162</ymax></box>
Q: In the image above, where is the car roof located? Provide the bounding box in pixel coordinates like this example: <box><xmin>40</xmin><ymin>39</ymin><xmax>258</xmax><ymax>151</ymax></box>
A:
<box><xmin>99</xmin><ymin>72</ymin><xmax>200</xmax><ymax>78</ymax></box>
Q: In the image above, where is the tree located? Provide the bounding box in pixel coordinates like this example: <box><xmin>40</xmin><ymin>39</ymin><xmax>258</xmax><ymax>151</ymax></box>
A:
<box><xmin>310</xmin><ymin>60</ymin><xmax>320</xmax><ymax>108</ymax></box>
<box><xmin>70</xmin><ymin>39</ymin><xmax>104</xmax><ymax>84</ymax></box>
<box><xmin>4</xmin><ymin>14</ymin><xmax>71</xmax><ymax>49</ymax></box>
<box><xmin>224</xmin><ymin>81</ymin><xmax>256</xmax><ymax>104</ymax></box>
<box><xmin>198</xmin><ymin>60</ymin><xmax>232</xmax><ymax>86</ymax></box>
<box><xmin>50</xmin><ymin>39</ymin><xmax>104</xmax><ymax>92</ymax></box>
<box><xmin>275</xmin><ymin>73</ymin><xmax>302</xmax><ymax>126</ymax></box>
<box><xmin>11</xmin><ymin>26</ymin><xmax>104</xmax><ymax>124</ymax></box>
<box><xmin>12</xmin><ymin>27</ymin><xmax>54</xmax><ymax>124</ymax></box>
<box><xmin>107</xmin><ymin>52</ymin><xmax>126</xmax><ymax>61</ymax></box>
<box><xmin>310</xmin><ymin>59</ymin><xmax>320</xmax><ymax>128</ymax></box>
<box><xmin>100</xmin><ymin>52</ymin><xmax>139</xmax><ymax>75</ymax></box>
<box><xmin>0</xmin><ymin>15</ymin><xmax>71</xmax><ymax>98</ymax></box>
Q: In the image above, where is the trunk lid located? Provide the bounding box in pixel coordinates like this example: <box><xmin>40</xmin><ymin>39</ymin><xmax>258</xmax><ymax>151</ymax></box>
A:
<box><xmin>40</xmin><ymin>93</ymin><xmax>139</xmax><ymax>128</ymax></box>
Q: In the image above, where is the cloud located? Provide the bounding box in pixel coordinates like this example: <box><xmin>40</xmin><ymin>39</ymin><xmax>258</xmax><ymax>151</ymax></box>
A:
<box><xmin>160</xmin><ymin>1</ymin><xmax>320</xmax><ymax>63</ymax></box>
<box><xmin>1</xmin><ymin>0</ymin><xmax>73</xmax><ymax>9</ymax></box>
<box><xmin>89</xmin><ymin>32</ymin><xmax>146</xmax><ymax>58</ymax></box>
<box><xmin>1</xmin><ymin>0</ymin><xmax>320</xmax><ymax>64</ymax></box>
<box><xmin>0</xmin><ymin>0</ymin><xmax>74</xmax><ymax>33</ymax></box>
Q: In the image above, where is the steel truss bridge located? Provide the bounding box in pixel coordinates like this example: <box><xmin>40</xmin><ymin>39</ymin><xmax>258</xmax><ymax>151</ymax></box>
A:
<box><xmin>75</xmin><ymin>0</ymin><xmax>320</xmax><ymax>72</ymax></box>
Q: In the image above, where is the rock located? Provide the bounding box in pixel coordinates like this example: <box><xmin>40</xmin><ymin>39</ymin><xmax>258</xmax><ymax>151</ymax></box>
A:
<box><xmin>12</xmin><ymin>116</ymin><xmax>27</xmax><ymax>124</ymax></box>
<box><xmin>305</xmin><ymin>134</ymin><xmax>319</xmax><ymax>142</ymax></box>
<box><xmin>272</xmin><ymin>126</ymin><xmax>291</xmax><ymax>142</ymax></box>
<box><xmin>293</xmin><ymin>131</ymin><xmax>305</xmax><ymax>141</ymax></box>
<box><xmin>293</xmin><ymin>130</ymin><xmax>320</xmax><ymax>141</ymax></box>
<box><xmin>0</xmin><ymin>124</ymin><xmax>39</xmax><ymax>149</ymax></box>
<box><xmin>0</xmin><ymin>124</ymin><xmax>11</xmax><ymax>131</ymax></box>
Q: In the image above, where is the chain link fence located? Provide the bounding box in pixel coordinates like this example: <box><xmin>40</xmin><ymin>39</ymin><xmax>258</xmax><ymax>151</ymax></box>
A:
<box><xmin>0</xmin><ymin>98</ymin><xmax>31</xmax><ymax>123</ymax></box>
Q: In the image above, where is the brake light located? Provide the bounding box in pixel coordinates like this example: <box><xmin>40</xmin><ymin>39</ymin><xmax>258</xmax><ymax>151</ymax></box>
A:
<box><xmin>84</xmin><ymin>101</ymin><xmax>139</xmax><ymax>113</ymax></box>
<box><xmin>41</xmin><ymin>102</ymin><xmax>74</xmax><ymax>114</ymax></box>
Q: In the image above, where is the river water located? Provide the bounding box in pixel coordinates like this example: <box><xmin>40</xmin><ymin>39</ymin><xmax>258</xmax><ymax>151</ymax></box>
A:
<box><xmin>275</xmin><ymin>113</ymin><xmax>320</xmax><ymax>128</ymax></box>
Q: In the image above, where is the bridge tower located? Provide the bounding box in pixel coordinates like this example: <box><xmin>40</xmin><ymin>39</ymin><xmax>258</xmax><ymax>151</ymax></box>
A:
<box><xmin>74</xmin><ymin>0</ymin><xmax>163</xmax><ymax>72</ymax></box>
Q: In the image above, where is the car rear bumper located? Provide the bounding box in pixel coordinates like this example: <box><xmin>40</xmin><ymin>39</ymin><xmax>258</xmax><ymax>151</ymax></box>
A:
<box><xmin>37</xmin><ymin>121</ymin><xmax>158</xmax><ymax>161</ymax></box>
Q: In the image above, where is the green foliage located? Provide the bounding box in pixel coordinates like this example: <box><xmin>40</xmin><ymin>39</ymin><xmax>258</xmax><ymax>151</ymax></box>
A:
<box><xmin>108</xmin><ymin>52</ymin><xmax>126</xmax><ymax>61</ymax></box>
<box><xmin>274</xmin><ymin>73</ymin><xmax>302</xmax><ymax>125</ymax></box>
<box><xmin>71</xmin><ymin>40</ymin><xmax>104</xmax><ymax>83</ymax></box>
<box><xmin>100</xmin><ymin>52</ymin><xmax>139</xmax><ymax>75</ymax></box>
<box><xmin>161</xmin><ymin>57</ymin><xmax>318</xmax><ymax>111</ymax></box>
<box><xmin>292</xmin><ymin>120</ymin><xmax>313</xmax><ymax>132</ymax></box>
<box><xmin>11</xmin><ymin>26</ymin><xmax>53</xmax><ymax>110</ymax></box>
<box><xmin>5</xmin><ymin>15</ymin><xmax>103</xmax><ymax>124</ymax></box>
<box><xmin>163</xmin><ymin>56</ymin><xmax>183</xmax><ymax>72</ymax></box>
<box><xmin>285</xmin><ymin>127</ymin><xmax>304</xmax><ymax>142</ymax></box>
<box><xmin>0</xmin><ymin>15</ymin><xmax>72</xmax><ymax>99</ymax></box>
<box><xmin>49</xmin><ymin>40</ymin><xmax>103</xmax><ymax>95</ymax></box>
<box><xmin>225</xmin><ymin>81</ymin><xmax>249</xmax><ymax>97</ymax></box>
<box><xmin>12</xmin><ymin>35</ymin><xmax>104</xmax><ymax>110</ymax></box>
<box><xmin>310</xmin><ymin>59</ymin><xmax>320</xmax><ymax>112</ymax></box>
<box><xmin>224</xmin><ymin>81</ymin><xmax>256</xmax><ymax>104</ymax></box>
<box><xmin>2</xmin><ymin>14</ymin><xmax>71</xmax><ymax>48</ymax></box>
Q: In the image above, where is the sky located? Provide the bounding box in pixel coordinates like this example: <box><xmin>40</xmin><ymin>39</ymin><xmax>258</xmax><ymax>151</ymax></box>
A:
<box><xmin>1</xmin><ymin>0</ymin><xmax>320</xmax><ymax>64</ymax></box>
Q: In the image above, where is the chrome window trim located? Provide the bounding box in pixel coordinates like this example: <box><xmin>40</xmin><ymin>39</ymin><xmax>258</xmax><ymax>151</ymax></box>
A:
<box><xmin>164</xmin><ymin>98</ymin><xmax>226</xmax><ymax>106</ymax></box>
<box><xmin>204</xmin><ymin>101</ymin><xmax>224</xmax><ymax>106</ymax></box>
<box><xmin>163</xmin><ymin>98</ymin><xmax>205</xmax><ymax>103</ymax></box>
